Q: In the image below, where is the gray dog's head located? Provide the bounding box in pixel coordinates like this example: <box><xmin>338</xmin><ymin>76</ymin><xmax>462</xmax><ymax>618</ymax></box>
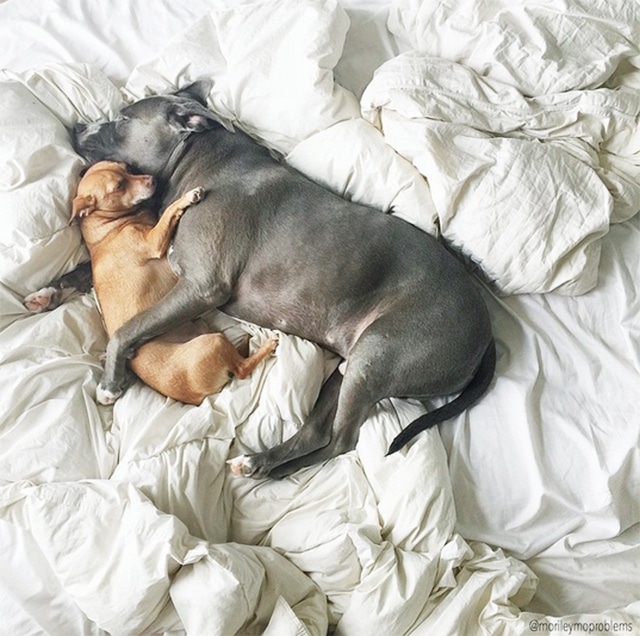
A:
<box><xmin>72</xmin><ymin>80</ymin><xmax>233</xmax><ymax>175</ymax></box>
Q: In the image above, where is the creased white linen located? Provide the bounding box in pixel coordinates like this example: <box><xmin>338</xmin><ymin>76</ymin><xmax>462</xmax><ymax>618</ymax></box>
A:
<box><xmin>286</xmin><ymin>119</ymin><xmax>438</xmax><ymax>234</ymax></box>
<box><xmin>125</xmin><ymin>0</ymin><xmax>359</xmax><ymax>155</ymax></box>
<box><xmin>388</xmin><ymin>0</ymin><xmax>640</xmax><ymax>96</ymax></box>
<box><xmin>370</xmin><ymin>0</ymin><xmax>640</xmax><ymax>296</ymax></box>
<box><xmin>171</xmin><ymin>544</ymin><xmax>328</xmax><ymax>636</ymax></box>
<box><xmin>361</xmin><ymin>49</ymin><xmax>640</xmax><ymax>294</ymax></box>
<box><xmin>0</xmin><ymin>63</ymin><xmax>125</xmax><ymax>296</ymax></box>
<box><xmin>0</xmin><ymin>479</ymin><xmax>210</xmax><ymax>635</ymax></box>
<box><xmin>440</xmin><ymin>214</ymin><xmax>640</xmax><ymax>616</ymax></box>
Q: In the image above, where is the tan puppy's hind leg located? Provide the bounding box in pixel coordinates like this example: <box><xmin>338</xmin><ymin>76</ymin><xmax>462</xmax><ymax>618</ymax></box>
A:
<box><xmin>234</xmin><ymin>335</ymin><xmax>279</xmax><ymax>379</ymax></box>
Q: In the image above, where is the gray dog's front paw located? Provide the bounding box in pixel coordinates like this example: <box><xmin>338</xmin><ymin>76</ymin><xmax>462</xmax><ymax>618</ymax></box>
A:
<box><xmin>95</xmin><ymin>364</ymin><xmax>135</xmax><ymax>405</ymax></box>
<box><xmin>96</xmin><ymin>383</ymin><xmax>122</xmax><ymax>405</ymax></box>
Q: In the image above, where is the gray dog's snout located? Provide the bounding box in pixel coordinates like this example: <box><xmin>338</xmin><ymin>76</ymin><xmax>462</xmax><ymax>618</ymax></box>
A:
<box><xmin>143</xmin><ymin>175</ymin><xmax>156</xmax><ymax>189</ymax></box>
<box><xmin>72</xmin><ymin>122</ymin><xmax>88</xmax><ymax>140</ymax></box>
<box><xmin>71</xmin><ymin>120</ymin><xmax>112</xmax><ymax>161</ymax></box>
<box><xmin>72</xmin><ymin>120</ymin><xmax>107</xmax><ymax>141</ymax></box>
<box><xmin>71</xmin><ymin>122</ymin><xmax>89</xmax><ymax>154</ymax></box>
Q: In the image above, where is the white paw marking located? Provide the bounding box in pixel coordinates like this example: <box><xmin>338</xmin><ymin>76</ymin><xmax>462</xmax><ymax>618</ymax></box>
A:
<box><xmin>96</xmin><ymin>385</ymin><xmax>122</xmax><ymax>405</ymax></box>
<box><xmin>23</xmin><ymin>287</ymin><xmax>56</xmax><ymax>313</ymax></box>
<box><xmin>226</xmin><ymin>455</ymin><xmax>254</xmax><ymax>477</ymax></box>
<box><xmin>226</xmin><ymin>455</ymin><xmax>248</xmax><ymax>476</ymax></box>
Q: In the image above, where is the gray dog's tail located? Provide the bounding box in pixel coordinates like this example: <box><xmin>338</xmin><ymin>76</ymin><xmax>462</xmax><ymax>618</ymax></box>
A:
<box><xmin>386</xmin><ymin>339</ymin><xmax>497</xmax><ymax>455</ymax></box>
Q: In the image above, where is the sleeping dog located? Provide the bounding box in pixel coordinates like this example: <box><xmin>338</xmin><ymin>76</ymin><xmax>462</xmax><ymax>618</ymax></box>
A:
<box><xmin>72</xmin><ymin>81</ymin><xmax>496</xmax><ymax>478</ymax></box>
<box><xmin>25</xmin><ymin>161</ymin><xmax>278</xmax><ymax>405</ymax></box>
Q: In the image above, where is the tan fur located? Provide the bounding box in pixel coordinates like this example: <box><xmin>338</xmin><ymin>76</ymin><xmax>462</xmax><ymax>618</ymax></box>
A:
<box><xmin>74</xmin><ymin>161</ymin><xmax>277</xmax><ymax>405</ymax></box>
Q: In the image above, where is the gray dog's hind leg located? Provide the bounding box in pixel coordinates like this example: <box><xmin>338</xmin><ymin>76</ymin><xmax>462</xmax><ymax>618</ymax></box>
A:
<box><xmin>232</xmin><ymin>330</ymin><xmax>390</xmax><ymax>479</ymax></box>
<box><xmin>97</xmin><ymin>278</ymin><xmax>220</xmax><ymax>404</ymax></box>
<box><xmin>269</xmin><ymin>335</ymin><xmax>395</xmax><ymax>478</ymax></box>
<box><xmin>228</xmin><ymin>368</ymin><xmax>343</xmax><ymax>478</ymax></box>
<box><xmin>233</xmin><ymin>308</ymin><xmax>493</xmax><ymax>479</ymax></box>
<box><xmin>265</xmin><ymin>361</ymin><xmax>378</xmax><ymax>478</ymax></box>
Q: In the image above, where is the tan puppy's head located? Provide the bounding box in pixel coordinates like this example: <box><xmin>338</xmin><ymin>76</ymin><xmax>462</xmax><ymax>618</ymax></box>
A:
<box><xmin>71</xmin><ymin>161</ymin><xmax>156</xmax><ymax>222</ymax></box>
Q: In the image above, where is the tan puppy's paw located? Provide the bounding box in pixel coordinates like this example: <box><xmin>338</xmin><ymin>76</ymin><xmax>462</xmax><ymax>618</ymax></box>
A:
<box><xmin>187</xmin><ymin>186</ymin><xmax>205</xmax><ymax>205</ymax></box>
<box><xmin>266</xmin><ymin>334</ymin><xmax>279</xmax><ymax>355</ymax></box>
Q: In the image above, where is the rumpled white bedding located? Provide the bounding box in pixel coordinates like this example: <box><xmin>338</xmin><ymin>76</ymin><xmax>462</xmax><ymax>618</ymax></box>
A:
<box><xmin>0</xmin><ymin>0</ymin><xmax>639</xmax><ymax>634</ymax></box>
<box><xmin>362</xmin><ymin>0</ymin><xmax>640</xmax><ymax>295</ymax></box>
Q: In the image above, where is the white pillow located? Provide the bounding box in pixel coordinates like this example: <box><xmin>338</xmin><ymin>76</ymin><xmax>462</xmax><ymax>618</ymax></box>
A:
<box><xmin>0</xmin><ymin>64</ymin><xmax>124</xmax><ymax>295</ymax></box>
<box><xmin>125</xmin><ymin>0</ymin><xmax>360</xmax><ymax>155</ymax></box>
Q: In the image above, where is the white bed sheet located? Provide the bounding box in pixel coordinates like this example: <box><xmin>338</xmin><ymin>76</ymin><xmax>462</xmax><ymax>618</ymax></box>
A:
<box><xmin>1</xmin><ymin>0</ymin><xmax>639</xmax><ymax>635</ymax></box>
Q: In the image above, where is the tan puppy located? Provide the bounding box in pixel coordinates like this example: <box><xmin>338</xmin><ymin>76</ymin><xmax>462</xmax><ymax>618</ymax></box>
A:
<box><xmin>69</xmin><ymin>161</ymin><xmax>278</xmax><ymax>405</ymax></box>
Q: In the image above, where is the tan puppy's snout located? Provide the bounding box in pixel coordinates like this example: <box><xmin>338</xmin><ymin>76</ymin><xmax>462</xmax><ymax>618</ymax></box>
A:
<box><xmin>131</xmin><ymin>173</ymin><xmax>156</xmax><ymax>204</ymax></box>
<box><xmin>140</xmin><ymin>174</ymin><xmax>155</xmax><ymax>189</ymax></box>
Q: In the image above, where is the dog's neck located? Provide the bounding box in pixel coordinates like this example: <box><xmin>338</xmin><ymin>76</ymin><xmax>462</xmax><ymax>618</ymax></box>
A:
<box><xmin>79</xmin><ymin>207</ymin><xmax>151</xmax><ymax>251</ymax></box>
<box><xmin>158</xmin><ymin>137</ymin><xmax>190</xmax><ymax>185</ymax></box>
<box><xmin>146</xmin><ymin>137</ymin><xmax>191</xmax><ymax>213</ymax></box>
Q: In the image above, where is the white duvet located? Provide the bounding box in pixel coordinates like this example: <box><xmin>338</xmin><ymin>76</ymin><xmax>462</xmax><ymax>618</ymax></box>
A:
<box><xmin>1</xmin><ymin>0</ymin><xmax>639</xmax><ymax>634</ymax></box>
<box><xmin>363</xmin><ymin>0</ymin><xmax>640</xmax><ymax>295</ymax></box>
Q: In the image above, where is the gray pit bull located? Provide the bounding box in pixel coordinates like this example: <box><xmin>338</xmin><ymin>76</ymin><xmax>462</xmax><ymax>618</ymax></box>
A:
<box><xmin>72</xmin><ymin>81</ymin><xmax>496</xmax><ymax>479</ymax></box>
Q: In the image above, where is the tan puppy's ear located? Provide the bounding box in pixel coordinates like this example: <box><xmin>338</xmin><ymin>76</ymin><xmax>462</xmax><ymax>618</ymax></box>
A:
<box><xmin>70</xmin><ymin>194</ymin><xmax>96</xmax><ymax>224</ymax></box>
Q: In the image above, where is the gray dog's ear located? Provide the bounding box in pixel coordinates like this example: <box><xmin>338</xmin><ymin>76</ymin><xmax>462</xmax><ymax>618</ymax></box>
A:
<box><xmin>169</xmin><ymin>101</ymin><xmax>235</xmax><ymax>134</ymax></box>
<box><xmin>171</xmin><ymin>80</ymin><xmax>235</xmax><ymax>134</ymax></box>
<box><xmin>175</xmin><ymin>80</ymin><xmax>214</xmax><ymax>106</ymax></box>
